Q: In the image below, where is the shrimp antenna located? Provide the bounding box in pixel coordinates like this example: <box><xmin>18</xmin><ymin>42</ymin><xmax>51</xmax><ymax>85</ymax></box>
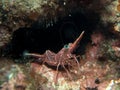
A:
<box><xmin>23</xmin><ymin>51</ymin><xmax>44</xmax><ymax>58</ymax></box>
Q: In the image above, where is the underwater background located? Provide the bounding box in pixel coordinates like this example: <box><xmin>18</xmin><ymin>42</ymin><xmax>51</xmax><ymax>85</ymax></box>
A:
<box><xmin>0</xmin><ymin>0</ymin><xmax>120</xmax><ymax>90</ymax></box>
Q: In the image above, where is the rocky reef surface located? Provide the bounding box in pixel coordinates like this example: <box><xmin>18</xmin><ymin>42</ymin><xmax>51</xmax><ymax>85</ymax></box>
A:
<box><xmin>0</xmin><ymin>0</ymin><xmax>120</xmax><ymax>90</ymax></box>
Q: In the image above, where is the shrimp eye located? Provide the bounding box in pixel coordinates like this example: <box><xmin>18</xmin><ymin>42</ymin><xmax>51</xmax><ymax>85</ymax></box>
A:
<box><xmin>64</xmin><ymin>44</ymin><xmax>69</xmax><ymax>49</ymax></box>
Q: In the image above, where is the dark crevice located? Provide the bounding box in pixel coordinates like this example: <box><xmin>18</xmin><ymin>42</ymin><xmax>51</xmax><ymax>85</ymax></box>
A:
<box><xmin>2</xmin><ymin>11</ymin><xmax>101</xmax><ymax>58</ymax></box>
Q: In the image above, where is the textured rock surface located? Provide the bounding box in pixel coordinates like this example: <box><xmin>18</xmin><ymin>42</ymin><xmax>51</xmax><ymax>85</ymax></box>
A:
<box><xmin>0</xmin><ymin>0</ymin><xmax>120</xmax><ymax>90</ymax></box>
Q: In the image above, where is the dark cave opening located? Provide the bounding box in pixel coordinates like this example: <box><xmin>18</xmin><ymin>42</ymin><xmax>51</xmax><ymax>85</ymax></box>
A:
<box><xmin>3</xmin><ymin>11</ymin><xmax>101</xmax><ymax>58</ymax></box>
